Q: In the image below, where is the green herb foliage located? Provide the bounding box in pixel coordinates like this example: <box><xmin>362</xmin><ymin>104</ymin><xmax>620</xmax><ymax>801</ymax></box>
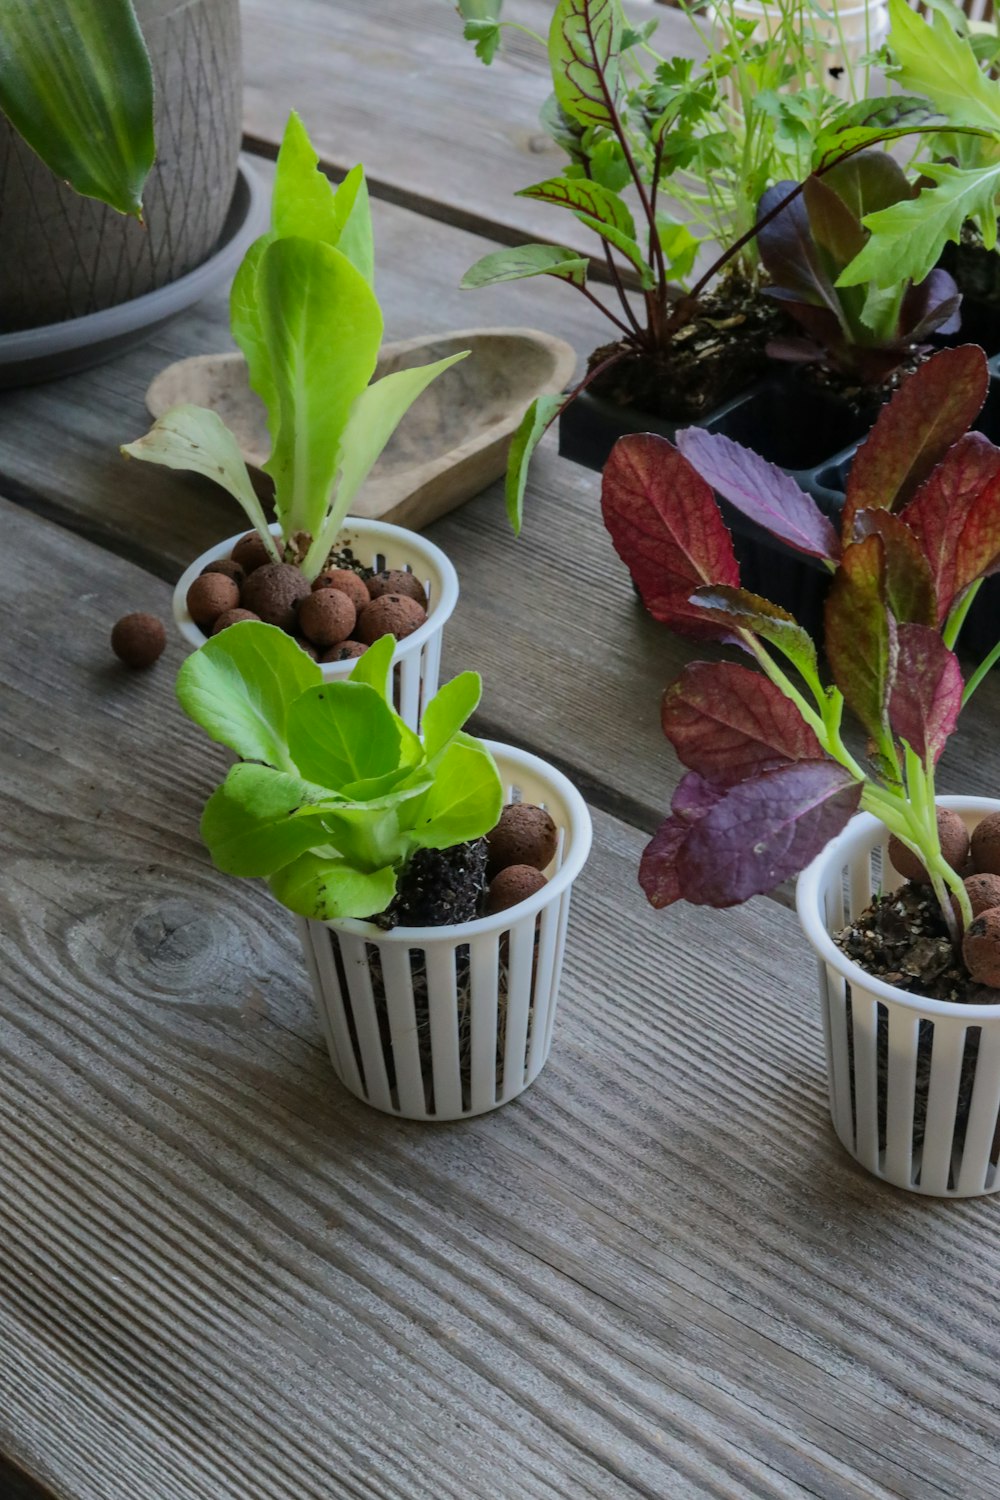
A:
<box><xmin>122</xmin><ymin>114</ymin><xmax>467</xmax><ymax>580</ymax></box>
<box><xmin>176</xmin><ymin>626</ymin><xmax>504</xmax><ymax>922</ymax></box>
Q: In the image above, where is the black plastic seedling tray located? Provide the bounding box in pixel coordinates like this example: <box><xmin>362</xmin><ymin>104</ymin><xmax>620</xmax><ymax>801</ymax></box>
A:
<box><xmin>559</xmin><ymin>300</ymin><xmax>1000</xmax><ymax>658</ymax></box>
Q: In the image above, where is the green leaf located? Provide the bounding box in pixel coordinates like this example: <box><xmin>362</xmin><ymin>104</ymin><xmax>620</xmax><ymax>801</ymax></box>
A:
<box><xmin>458</xmin><ymin>0</ymin><xmax>501</xmax><ymax>19</ymax></box>
<box><xmin>548</xmin><ymin>0</ymin><xmax>622</xmax><ymax>129</ymax></box>
<box><xmin>814</xmin><ymin>95</ymin><xmax>950</xmax><ymax>169</ymax></box>
<box><xmin>621</xmin><ymin>18</ymin><xmax>657</xmax><ymax>50</ymax></box>
<box><xmin>689</xmin><ymin>586</ymin><xmax>820</xmax><ymax>685</ymax></box>
<box><xmin>575</xmin><ymin>213</ymin><xmax>655</xmax><ymax>286</ymax></box>
<box><xmin>201</xmin><ymin>764</ymin><xmax>340</xmax><ymax>877</ymax></box>
<box><xmin>505</xmin><ymin>393</ymin><xmax>562</xmax><ymax>533</ymax></box>
<box><xmin>230</xmin><ymin>238</ymin><xmax>278</xmax><ymax>436</ymax></box>
<box><xmin>838</xmin><ymin>159</ymin><xmax>1000</xmax><ymax>288</ymax></box>
<box><xmin>539</xmin><ymin>92</ymin><xmax>587</xmax><ymax>162</ymax></box>
<box><xmin>420</xmin><ymin>672</ymin><xmax>482</xmax><ymax>760</ymax></box>
<box><xmin>269</xmin><ymin>854</ymin><xmax>397</xmax><ymax>922</ymax></box>
<box><xmin>656</xmin><ymin>216</ymin><xmax>699</xmax><ymax>282</ymax></box>
<box><xmin>0</xmin><ymin>0</ymin><xmax>154</xmax><ymax>216</ymax></box>
<box><xmin>464</xmin><ymin>17</ymin><xmax>502</xmax><ymax>63</ymax></box>
<box><xmin>345</xmin><ymin>633</ymin><xmax>395</xmax><ymax>701</ymax></box>
<box><xmin>120</xmin><ymin>405</ymin><xmax>280</xmax><ymax>561</ymax></box>
<box><xmin>270</xmin><ymin>114</ymin><xmax>374</xmax><ymax>282</ymax></box>
<box><xmin>303</xmin><ymin>350</ymin><xmax>469</xmax><ymax>576</ymax></box>
<box><xmin>518</xmin><ymin>174</ymin><xmax>636</xmax><ymax>239</ymax></box>
<box><xmin>405</xmin><ymin>739</ymin><xmax>503</xmax><ymax>851</ymax></box>
<box><xmin>461</xmin><ymin>243</ymin><xmax>588</xmax><ymax>289</ymax></box>
<box><xmin>259</xmin><ymin>237</ymin><xmax>383</xmax><ymax>540</ymax></box>
<box><xmin>885</xmin><ymin>0</ymin><xmax>1000</xmax><ymax>133</ymax></box>
<box><xmin>176</xmin><ymin>622</ymin><xmax>321</xmax><ymax>768</ymax></box>
<box><xmin>286</xmin><ymin>681</ymin><xmax>402</xmax><ymax>787</ymax></box>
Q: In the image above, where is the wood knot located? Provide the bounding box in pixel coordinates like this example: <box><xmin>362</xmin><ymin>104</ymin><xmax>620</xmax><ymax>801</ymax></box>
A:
<box><xmin>131</xmin><ymin>899</ymin><xmax>215</xmax><ymax>966</ymax></box>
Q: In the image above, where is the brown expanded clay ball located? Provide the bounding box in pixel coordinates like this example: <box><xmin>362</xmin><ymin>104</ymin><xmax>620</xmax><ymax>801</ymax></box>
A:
<box><xmin>212</xmin><ymin>608</ymin><xmax>259</xmax><ymax>635</ymax></box>
<box><xmin>487</xmin><ymin>802</ymin><xmax>558</xmax><ymax>878</ymax></box>
<box><xmin>356</xmin><ymin>593</ymin><xmax>427</xmax><ymax>644</ymax></box>
<box><xmin>320</xmin><ymin>641</ymin><xmax>367</xmax><ymax>662</ymax></box>
<box><xmin>971</xmin><ymin>812</ymin><xmax>1000</xmax><ymax>877</ymax></box>
<box><xmin>201</xmin><ymin>557</ymin><xmax>245</xmax><ymax>586</ymax></box>
<box><xmin>887</xmin><ymin>810</ymin><xmax>970</xmax><ymax>884</ymax></box>
<box><xmin>312</xmin><ymin>568</ymin><xmax>370</xmax><ymax>613</ymax></box>
<box><xmin>298</xmin><ymin>587</ymin><xmax>356</xmax><ymax>648</ymax></box>
<box><xmin>240</xmin><ymin>562</ymin><xmax>310</xmax><ymax>632</ymax></box>
<box><xmin>110</xmin><ymin>612</ymin><xmax>166</xmax><ymax>669</ymax></box>
<box><xmin>962</xmin><ymin>906</ymin><xmax>1000</xmax><ymax>988</ymax></box>
<box><xmin>367</xmin><ymin>569</ymin><xmax>428</xmax><ymax>610</ymax></box>
<box><xmin>230</xmin><ymin>531</ymin><xmax>273</xmax><ymax>575</ymax></box>
<box><xmin>186</xmin><ymin>572</ymin><xmax>240</xmax><ymax>629</ymax></box>
<box><xmin>957</xmin><ymin>873</ymin><xmax>1000</xmax><ymax>923</ymax></box>
<box><xmin>486</xmin><ymin>865</ymin><xmax>548</xmax><ymax>915</ymax></box>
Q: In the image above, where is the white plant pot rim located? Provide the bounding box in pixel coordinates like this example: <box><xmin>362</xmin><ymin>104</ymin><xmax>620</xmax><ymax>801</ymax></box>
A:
<box><xmin>323</xmin><ymin>740</ymin><xmax>593</xmax><ymax>946</ymax></box>
<box><xmin>796</xmin><ymin>795</ymin><xmax>1000</xmax><ymax>1021</ymax></box>
<box><xmin>173</xmin><ymin>518</ymin><xmax>459</xmax><ymax>663</ymax></box>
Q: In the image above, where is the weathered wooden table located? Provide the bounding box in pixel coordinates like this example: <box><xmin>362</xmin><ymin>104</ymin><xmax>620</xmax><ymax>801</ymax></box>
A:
<box><xmin>3</xmin><ymin>4</ymin><xmax>1000</xmax><ymax>1498</ymax></box>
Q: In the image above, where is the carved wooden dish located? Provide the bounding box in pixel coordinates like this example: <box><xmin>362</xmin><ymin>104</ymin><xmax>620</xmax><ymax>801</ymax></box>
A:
<box><xmin>144</xmin><ymin>327</ymin><xmax>577</xmax><ymax>529</ymax></box>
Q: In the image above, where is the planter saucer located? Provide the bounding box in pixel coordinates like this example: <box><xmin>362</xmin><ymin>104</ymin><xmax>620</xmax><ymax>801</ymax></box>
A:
<box><xmin>0</xmin><ymin>156</ymin><xmax>268</xmax><ymax>389</ymax></box>
<box><xmin>145</xmin><ymin>327</ymin><xmax>577</xmax><ymax>529</ymax></box>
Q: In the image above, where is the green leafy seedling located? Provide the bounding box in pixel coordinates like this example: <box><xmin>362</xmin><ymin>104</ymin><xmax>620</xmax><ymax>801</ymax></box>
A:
<box><xmin>122</xmin><ymin>113</ymin><xmax>468</xmax><ymax>579</ymax></box>
<box><xmin>177</xmin><ymin>626</ymin><xmax>503</xmax><ymax>922</ymax></box>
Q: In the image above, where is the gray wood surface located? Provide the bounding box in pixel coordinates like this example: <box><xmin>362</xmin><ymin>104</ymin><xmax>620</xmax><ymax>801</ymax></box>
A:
<box><xmin>4</xmin><ymin>497</ymin><xmax>1000</xmax><ymax>1500</ymax></box>
<box><xmin>240</xmin><ymin>0</ymin><xmax>692</xmax><ymax>256</ymax></box>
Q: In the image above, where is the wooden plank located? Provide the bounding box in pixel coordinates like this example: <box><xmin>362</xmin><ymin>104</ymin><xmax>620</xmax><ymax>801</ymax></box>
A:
<box><xmin>241</xmin><ymin>0</ymin><xmax>694</xmax><ymax>257</ymax></box>
<box><xmin>4</xmin><ymin>498</ymin><xmax>1000</xmax><ymax>1500</ymax></box>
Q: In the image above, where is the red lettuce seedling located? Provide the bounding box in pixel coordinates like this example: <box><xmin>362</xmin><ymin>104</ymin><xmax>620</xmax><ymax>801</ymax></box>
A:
<box><xmin>601</xmin><ymin>346</ymin><xmax>1000</xmax><ymax>936</ymax></box>
<box><xmin>757</xmin><ymin>152</ymin><xmax>961</xmax><ymax>383</ymax></box>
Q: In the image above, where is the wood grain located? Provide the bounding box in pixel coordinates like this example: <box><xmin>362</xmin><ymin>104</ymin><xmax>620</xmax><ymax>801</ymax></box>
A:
<box><xmin>3</xmin><ymin>500</ymin><xmax>1000</xmax><ymax>1499</ymax></box>
<box><xmin>240</xmin><ymin>0</ymin><xmax>693</xmax><ymax>258</ymax></box>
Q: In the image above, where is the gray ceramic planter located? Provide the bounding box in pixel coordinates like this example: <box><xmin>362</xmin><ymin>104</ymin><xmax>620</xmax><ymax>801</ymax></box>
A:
<box><xmin>0</xmin><ymin>0</ymin><xmax>243</xmax><ymax>332</ymax></box>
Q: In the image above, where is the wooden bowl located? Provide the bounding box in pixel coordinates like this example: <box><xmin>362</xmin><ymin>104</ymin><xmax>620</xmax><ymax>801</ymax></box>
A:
<box><xmin>145</xmin><ymin>327</ymin><xmax>577</xmax><ymax>529</ymax></box>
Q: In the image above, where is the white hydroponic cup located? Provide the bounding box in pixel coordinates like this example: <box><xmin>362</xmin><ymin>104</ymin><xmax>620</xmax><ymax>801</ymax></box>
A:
<box><xmin>797</xmin><ymin>798</ymin><xmax>1000</xmax><ymax>1197</ymax></box>
<box><xmin>297</xmin><ymin>742</ymin><xmax>594</xmax><ymax>1122</ymax></box>
<box><xmin>713</xmin><ymin>1</ymin><xmax>888</xmax><ymax>97</ymax></box>
<box><xmin>173</xmin><ymin>519</ymin><xmax>459</xmax><ymax>730</ymax></box>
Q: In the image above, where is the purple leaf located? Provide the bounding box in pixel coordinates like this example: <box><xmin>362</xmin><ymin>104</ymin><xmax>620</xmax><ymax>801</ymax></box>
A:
<box><xmin>889</xmin><ymin>625</ymin><xmax>963</xmax><ymax>765</ymax></box>
<box><xmin>639</xmin><ymin>773</ymin><xmax>724</xmax><ymax>909</ymax></box>
<box><xmin>902</xmin><ymin>269</ymin><xmax>962</xmax><ymax>341</ymax></box>
<box><xmin>675</xmin><ymin>761</ymin><xmax>863</xmax><ymax>907</ymax></box>
<box><xmin>663</xmin><ymin>661</ymin><xmax>824</xmax><ymax>784</ymax></box>
<box><xmin>601</xmin><ymin>433</ymin><xmax>740</xmax><ymax>640</ymax></box>
<box><xmin>843</xmin><ymin>346</ymin><xmax>989</xmax><ymax>535</ymax></box>
<box><xmin>676</xmin><ymin>426</ymin><xmax>841</xmax><ymax>563</ymax></box>
<box><xmin>757</xmin><ymin>180</ymin><xmax>841</xmax><ymax>317</ymax></box>
<box><xmin>902</xmin><ymin>431</ymin><xmax>1000</xmax><ymax>622</ymax></box>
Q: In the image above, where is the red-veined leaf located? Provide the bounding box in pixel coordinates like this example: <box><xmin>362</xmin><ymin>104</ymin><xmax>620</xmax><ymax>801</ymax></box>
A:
<box><xmin>662</xmin><ymin>661</ymin><xmax>824</xmax><ymax>784</ymax></box>
<box><xmin>889</xmin><ymin>625</ymin><xmax>963</xmax><ymax>765</ymax></box>
<box><xmin>601</xmin><ymin>433</ymin><xmax>740</xmax><ymax>640</ymax></box>
<box><xmin>843</xmin><ymin>346</ymin><xmax>989</xmax><ymax>535</ymax></box>
<box><xmin>676</xmin><ymin>426</ymin><xmax>841</xmax><ymax>563</ymax></box>
<box><xmin>639</xmin><ymin>772</ymin><xmax>724</xmax><ymax>909</ymax></box>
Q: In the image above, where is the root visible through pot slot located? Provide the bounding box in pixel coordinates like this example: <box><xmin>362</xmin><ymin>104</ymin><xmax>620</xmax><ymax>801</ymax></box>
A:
<box><xmin>842</xmin><ymin>996</ymin><xmax>1000</xmax><ymax>1188</ymax></box>
<box><xmin>326</xmin><ymin>925</ymin><xmax>542</xmax><ymax>1116</ymax></box>
<box><xmin>836</xmin><ymin>883</ymin><xmax>1000</xmax><ymax>1187</ymax></box>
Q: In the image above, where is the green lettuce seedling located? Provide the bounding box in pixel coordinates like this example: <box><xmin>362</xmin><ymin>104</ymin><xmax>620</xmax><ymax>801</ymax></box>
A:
<box><xmin>176</xmin><ymin>627</ymin><xmax>503</xmax><ymax>922</ymax></box>
<box><xmin>122</xmin><ymin>113</ymin><xmax>467</xmax><ymax>579</ymax></box>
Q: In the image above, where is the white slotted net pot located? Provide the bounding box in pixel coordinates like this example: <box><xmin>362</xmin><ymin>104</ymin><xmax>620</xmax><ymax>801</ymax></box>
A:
<box><xmin>173</xmin><ymin>519</ymin><xmax>459</xmax><ymax>730</ymax></box>
<box><xmin>297</xmin><ymin>743</ymin><xmax>594</xmax><ymax>1121</ymax></box>
<box><xmin>797</xmin><ymin>798</ymin><xmax>1000</xmax><ymax>1197</ymax></box>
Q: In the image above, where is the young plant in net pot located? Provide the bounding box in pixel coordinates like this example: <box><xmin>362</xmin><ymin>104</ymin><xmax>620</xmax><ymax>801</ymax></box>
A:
<box><xmin>177</xmin><ymin>626</ymin><xmax>593</xmax><ymax>1120</ymax></box>
<box><xmin>601</xmin><ymin>344</ymin><xmax>1000</xmax><ymax>1195</ymax></box>
<box><xmin>121</xmin><ymin>113</ymin><xmax>466</xmax><ymax>723</ymax></box>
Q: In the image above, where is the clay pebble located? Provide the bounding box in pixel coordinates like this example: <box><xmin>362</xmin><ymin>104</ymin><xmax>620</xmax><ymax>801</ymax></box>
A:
<box><xmin>111</xmin><ymin>612</ymin><xmax>166</xmax><ymax>669</ymax></box>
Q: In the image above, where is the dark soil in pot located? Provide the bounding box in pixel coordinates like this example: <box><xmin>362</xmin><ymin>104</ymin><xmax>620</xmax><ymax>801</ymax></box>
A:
<box><xmin>586</xmin><ymin>274</ymin><xmax>786</xmax><ymax>424</ymax></box>
<box><xmin>940</xmin><ymin>225</ymin><xmax>1000</xmax><ymax>308</ymax></box>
